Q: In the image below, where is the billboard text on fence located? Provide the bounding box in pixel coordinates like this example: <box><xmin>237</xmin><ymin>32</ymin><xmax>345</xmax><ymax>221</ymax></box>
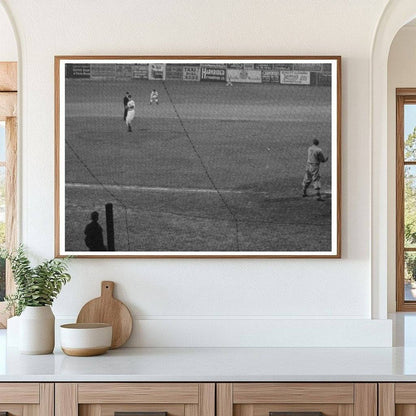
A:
<box><xmin>280</xmin><ymin>70</ymin><xmax>311</xmax><ymax>85</ymax></box>
<box><xmin>148</xmin><ymin>63</ymin><xmax>166</xmax><ymax>80</ymax></box>
<box><xmin>183</xmin><ymin>66</ymin><xmax>201</xmax><ymax>81</ymax></box>
<box><xmin>200</xmin><ymin>65</ymin><xmax>226</xmax><ymax>81</ymax></box>
<box><xmin>227</xmin><ymin>69</ymin><xmax>262</xmax><ymax>83</ymax></box>
<box><xmin>132</xmin><ymin>64</ymin><xmax>149</xmax><ymax>79</ymax></box>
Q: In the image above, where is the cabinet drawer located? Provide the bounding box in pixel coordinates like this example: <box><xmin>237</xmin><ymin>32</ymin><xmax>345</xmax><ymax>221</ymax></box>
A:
<box><xmin>56</xmin><ymin>383</ymin><xmax>215</xmax><ymax>416</ymax></box>
<box><xmin>0</xmin><ymin>383</ymin><xmax>39</xmax><ymax>404</ymax></box>
<box><xmin>233</xmin><ymin>384</ymin><xmax>354</xmax><ymax>404</ymax></box>
<box><xmin>78</xmin><ymin>383</ymin><xmax>200</xmax><ymax>404</ymax></box>
<box><xmin>83</xmin><ymin>403</ymin><xmax>183</xmax><ymax>416</ymax></box>
<box><xmin>0</xmin><ymin>383</ymin><xmax>53</xmax><ymax>416</ymax></box>
<box><xmin>217</xmin><ymin>383</ymin><xmax>376</xmax><ymax>416</ymax></box>
<box><xmin>379</xmin><ymin>383</ymin><xmax>416</xmax><ymax>416</ymax></box>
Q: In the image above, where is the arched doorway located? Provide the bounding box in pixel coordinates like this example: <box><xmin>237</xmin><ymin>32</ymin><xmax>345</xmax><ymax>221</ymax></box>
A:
<box><xmin>371</xmin><ymin>0</ymin><xmax>416</xmax><ymax>319</ymax></box>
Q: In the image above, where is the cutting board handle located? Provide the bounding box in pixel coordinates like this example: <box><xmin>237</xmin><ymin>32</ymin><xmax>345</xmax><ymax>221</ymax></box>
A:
<box><xmin>101</xmin><ymin>281</ymin><xmax>115</xmax><ymax>298</ymax></box>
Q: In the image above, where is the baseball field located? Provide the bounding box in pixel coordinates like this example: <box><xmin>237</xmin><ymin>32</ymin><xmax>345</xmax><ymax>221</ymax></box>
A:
<box><xmin>64</xmin><ymin>78</ymin><xmax>332</xmax><ymax>253</ymax></box>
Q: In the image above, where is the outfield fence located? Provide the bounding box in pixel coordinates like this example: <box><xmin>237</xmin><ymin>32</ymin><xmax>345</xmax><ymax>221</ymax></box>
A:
<box><xmin>65</xmin><ymin>63</ymin><xmax>332</xmax><ymax>86</ymax></box>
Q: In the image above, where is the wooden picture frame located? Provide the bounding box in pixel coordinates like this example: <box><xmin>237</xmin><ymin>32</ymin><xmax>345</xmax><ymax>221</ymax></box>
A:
<box><xmin>55</xmin><ymin>56</ymin><xmax>341</xmax><ymax>258</ymax></box>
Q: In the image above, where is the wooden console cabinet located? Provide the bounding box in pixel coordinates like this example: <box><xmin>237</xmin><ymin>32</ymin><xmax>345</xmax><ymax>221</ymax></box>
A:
<box><xmin>0</xmin><ymin>381</ymin><xmax>403</xmax><ymax>416</ymax></box>
<box><xmin>0</xmin><ymin>383</ymin><xmax>53</xmax><ymax>416</ymax></box>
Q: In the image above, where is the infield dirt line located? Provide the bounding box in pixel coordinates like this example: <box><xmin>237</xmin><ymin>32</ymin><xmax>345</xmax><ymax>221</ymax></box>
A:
<box><xmin>65</xmin><ymin>182</ymin><xmax>269</xmax><ymax>195</ymax></box>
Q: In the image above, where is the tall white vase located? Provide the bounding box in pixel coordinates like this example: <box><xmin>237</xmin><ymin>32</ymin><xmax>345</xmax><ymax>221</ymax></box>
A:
<box><xmin>19</xmin><ymin>306</ymin><xmax>55</xmax><ymax>354</ymax></box>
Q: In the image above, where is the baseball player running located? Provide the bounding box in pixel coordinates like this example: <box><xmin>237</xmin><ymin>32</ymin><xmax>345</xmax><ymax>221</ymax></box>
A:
<box><xmin>125</xmin><ymin>94</ymin><xmax>135</xmax><ymax>132</ymax></box>
<box><xmin>302</xmin><ymin>139</ymin><xmax>328</xmax><ymax>201</ymax></box>
<box><xmin>150</xmin><ymin>89</ymin><xmax>159</xmax><ymax>105</ymax></box>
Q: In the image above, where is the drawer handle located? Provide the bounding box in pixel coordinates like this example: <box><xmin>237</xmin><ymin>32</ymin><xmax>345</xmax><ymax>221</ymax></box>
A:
<box><xmin>115</xmin><ymin>412</ymin><xmax>168</xmax><ymax>416</ymax></box>
<box><xmin>270</xmin><ymin>413</ymin><xmax>324</xmax><ymax>416</ymax></box>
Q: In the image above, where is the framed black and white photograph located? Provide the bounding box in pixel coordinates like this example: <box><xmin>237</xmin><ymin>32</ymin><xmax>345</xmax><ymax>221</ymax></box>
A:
<box><xmin>55</xmin><ymin>56</ymin><xmax>341</xmax><ymax>258</ymax></box>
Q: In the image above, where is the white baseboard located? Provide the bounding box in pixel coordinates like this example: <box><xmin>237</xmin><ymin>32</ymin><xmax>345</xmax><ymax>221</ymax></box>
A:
<box><xmin>55</xmin><ymin>317</ymin><xmax>392</xmax><ymax>347</ymax></box>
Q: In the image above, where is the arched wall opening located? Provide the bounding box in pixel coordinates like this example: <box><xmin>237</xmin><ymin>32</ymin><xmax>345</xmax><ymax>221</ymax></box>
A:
<box><xmin>387</xmin><ymin>19</ymin><xmax>416</xmax><ymax>313</ymax></box>
<box><xmin>372</xmin><ymin>0</ymin><xmax>416</xmax><ymax>320</ymax></box>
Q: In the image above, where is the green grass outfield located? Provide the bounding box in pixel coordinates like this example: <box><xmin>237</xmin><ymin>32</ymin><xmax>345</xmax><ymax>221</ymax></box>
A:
<box><xmin>64</xmin><ymin>79</ymin><xmax>332</xmax><ymax>252</ymax></box>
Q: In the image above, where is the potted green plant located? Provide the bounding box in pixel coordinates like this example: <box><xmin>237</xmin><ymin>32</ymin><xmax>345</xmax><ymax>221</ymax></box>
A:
<box><xmin>1</xmin><ymin>245</ymin><xmax>71</xmax><ymax>354</ymax></box>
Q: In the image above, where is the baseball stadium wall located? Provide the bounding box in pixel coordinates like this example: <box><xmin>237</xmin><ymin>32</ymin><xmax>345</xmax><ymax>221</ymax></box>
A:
<box><xmin>65</xmin><ymin>63</ymin><xmax>331</xmax><ymax>85</ymax></box>
<box><xmin>1</xmin><ymin>0</ymin><xmax>413</xmax><ymax>347</ymax></box>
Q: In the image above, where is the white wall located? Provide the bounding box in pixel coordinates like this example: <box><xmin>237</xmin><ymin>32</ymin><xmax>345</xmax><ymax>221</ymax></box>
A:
<box><xmin>387</xmin><ymin>25</ymin><xmax>416</xmax><ymax>312</ymax></box>
<box><xmin>0</xmin><ymin>0</ymin><xmax>393</xmax><ymax>346</ymax></box>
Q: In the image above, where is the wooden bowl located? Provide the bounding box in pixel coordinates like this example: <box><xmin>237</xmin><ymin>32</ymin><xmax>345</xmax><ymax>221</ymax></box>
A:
<box><xmin>60</xmin><ymin>323</ymin><xmax>112</xmax><ymax>356</ymax></box>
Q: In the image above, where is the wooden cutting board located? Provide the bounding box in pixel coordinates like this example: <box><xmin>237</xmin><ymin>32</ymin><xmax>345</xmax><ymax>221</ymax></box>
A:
<box><xmin>76</xmin><ymin>281</ymin><xmax>133</xmax><ymax>349</ymax></box>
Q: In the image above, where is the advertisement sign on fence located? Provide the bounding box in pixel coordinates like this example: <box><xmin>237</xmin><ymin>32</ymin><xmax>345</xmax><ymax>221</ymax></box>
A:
<box><xmin>183</xmin><ymin>66</ymin><xmax>201</xmax><ymax>81</ymax></box>
<box><xmin>261</xmin><ymin>70</ymin><xmax>280</xmax><ymax>83</ymax></box>
<box><xmin>166</xmin><ymin>64</ymin><xmax>184</xmax><ymax>80</ymax></box>
<box><xmin>227</xmin><ymin>69</ymin><xmax>262</xmax><ymax>83</ymax></box>
<box><xmin>280</xmin><ymin>71</ymin><xmax>310</xmax><ymax>85</ymax></box>
<box><xmin>201</xmin><ymin>65</ymin><xmax>226</xmax><ymax>81</ymax></box>
<box><xmin>132</xmin><ymin>64</ymin><xmax>149</xmax><ymax>79</ymax></box>
<box><xmin>293</xmin><ymin>63</ymin><xmax>323</xmax><ymax>72</ymax></box>
<box><xmin>149</xmin><ymin>63</ymin><xmax>166</xmax><ymax>80</ymax></box>
<box><xmin>90</xmin><ymin>64</ymin><xmax>116</xmax><ymax>80</ymax></box>
<box><xmin>116</xmin><ymin>64</ymin><xmax>133</xmax><ymax>80</ymax></box>
<box><xmin>66</xmin><ymin>64</ymin><xmax>91</xmax><ymax>78</ymax></box>
<box><xmin>318</xmin><ymin>73</ymin><xmax>332</xmax><ymax>86</ymax></box>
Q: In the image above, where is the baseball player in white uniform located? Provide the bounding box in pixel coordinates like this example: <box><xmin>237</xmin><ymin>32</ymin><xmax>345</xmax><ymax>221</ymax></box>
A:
<box><xmin>302</xmin><ymin>139</ymin><xmax>328</xmax><ymax>201</ymax></box>
<box><xmin>125</xmin><ymin>94</ymin><xmax>135</xmax><ymax>132</ymax></box>
<box><xmin>226</xmin><ymin>71</ymin><xmax>233</xmax><ymax>86</ymax></box>
<box><xmin>150</xmin><ymin>89</ymin><xmax>159</xmax><ymax>105</ymax></box>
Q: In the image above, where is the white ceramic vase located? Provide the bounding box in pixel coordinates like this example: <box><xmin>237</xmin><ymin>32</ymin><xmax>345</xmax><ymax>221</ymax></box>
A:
<box><xmin>19</xmin><ymin>306</ymin><xmax>55</xmax><ymax>354</ymax></box>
